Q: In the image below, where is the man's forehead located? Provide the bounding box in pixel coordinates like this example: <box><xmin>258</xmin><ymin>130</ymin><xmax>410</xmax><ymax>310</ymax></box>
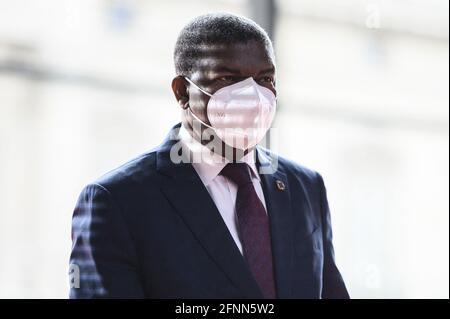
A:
<box><xmin>194</xmin><ymin>41</ymin><xmax>275</xmax><ymax>74</ymax></box>
<box><xmin>201</xmin><ymin>41</ymin><xmax>272</xmax><ymax>58</ymax></box>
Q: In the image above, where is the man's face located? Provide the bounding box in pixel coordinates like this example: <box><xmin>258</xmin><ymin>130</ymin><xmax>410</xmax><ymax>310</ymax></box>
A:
<box><xmin>173</xmin><ymin>39</ymin><xmax>276</xmax><ymax>156</ymax></box>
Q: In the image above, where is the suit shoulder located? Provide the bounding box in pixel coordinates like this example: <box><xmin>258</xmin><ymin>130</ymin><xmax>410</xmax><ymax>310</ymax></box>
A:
<box><xmin>258</xmin><ymin>147</ymin><xmax>321</xmax><ymax>183</ymax></box>
<box><xmin>92</xmin><ymin>150</ymin><xmax>159</xmax><ymax>192</ymax></box>
<box><xmin>279</xmin><ymin>155</ymin><xmax>320</xmax><ymax>181</ymax></box>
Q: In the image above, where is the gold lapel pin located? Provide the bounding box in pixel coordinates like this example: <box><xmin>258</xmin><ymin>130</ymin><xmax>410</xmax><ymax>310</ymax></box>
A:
<box><xmin>276</xmin><ymin>180</ymin><xmax>285</xmax><ymax>191</ymax></box>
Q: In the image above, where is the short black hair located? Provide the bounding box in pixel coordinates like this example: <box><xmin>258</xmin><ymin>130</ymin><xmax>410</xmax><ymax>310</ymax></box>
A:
<box><xmin>174</xmin><ymin>13</ymin><xmax>274</xmax><ymax>76</ymax></box>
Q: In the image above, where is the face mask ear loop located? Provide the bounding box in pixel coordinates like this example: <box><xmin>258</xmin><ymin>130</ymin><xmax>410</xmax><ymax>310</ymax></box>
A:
<box><xmin>185</xmin><ymin>102</ymin><xmax>215</xmax><ymax>130</ymax></box>
<box><xmin>183</xmin><ymin>77</ymin><xmax>215</xmax><ymax>130</ymax></box>
<box><xmin>184</xmin><ymin>77</ymin><xmax>213</xmax><ymax>97</ymax></box>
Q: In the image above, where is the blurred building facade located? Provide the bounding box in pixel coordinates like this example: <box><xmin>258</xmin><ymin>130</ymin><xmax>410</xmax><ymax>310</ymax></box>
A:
<box><xmin>0</xmin><ymin>0</ymin><xmax>448</xmax><ymax>298</ymax></box>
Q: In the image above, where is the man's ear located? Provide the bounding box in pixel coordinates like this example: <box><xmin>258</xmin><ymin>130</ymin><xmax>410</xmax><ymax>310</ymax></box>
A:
<box><xmin>171</xmin><ymin>76</ymin><xmax>189</xmax><ymax>109</ymax></box>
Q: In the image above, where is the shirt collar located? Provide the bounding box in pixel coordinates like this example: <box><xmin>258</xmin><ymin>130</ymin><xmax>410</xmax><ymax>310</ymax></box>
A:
<box><xmin>178</xmin><ymin>124</ymin><xmax>260</xmax><ymax>186</ymax></box>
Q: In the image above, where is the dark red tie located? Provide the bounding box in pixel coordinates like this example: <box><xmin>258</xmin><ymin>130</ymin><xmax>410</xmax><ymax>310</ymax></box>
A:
<box><xmin>220</xmin><ymin>163</ymin><xmax>277</xmax><ymax>299</ymax></box>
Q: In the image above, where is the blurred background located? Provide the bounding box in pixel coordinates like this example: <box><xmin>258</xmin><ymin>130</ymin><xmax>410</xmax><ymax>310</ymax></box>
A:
<box><xmin>0</xmin><ymin>0</ymin><xmax>448</xmax><ymax>298</ymax></box>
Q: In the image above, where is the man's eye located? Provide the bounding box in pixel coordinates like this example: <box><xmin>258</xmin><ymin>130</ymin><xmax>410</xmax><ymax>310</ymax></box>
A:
<box><xmin>217</xmin><ymin>76</ymin><xmax>236</xmax><ymax>82</ymax></box>
<box><xmin>260</xmin><ymin>76</ymin><xmax>274</xmax><ymax>84</ymax></box>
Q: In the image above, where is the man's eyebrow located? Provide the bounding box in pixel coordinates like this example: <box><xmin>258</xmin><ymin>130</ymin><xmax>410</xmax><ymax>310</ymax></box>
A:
<box><xmin>210</xmin><ymin>66</ymin><xmax>241</xmax><ymax>74</ymax></box>
<box><xmin>258</xmin><ymin>66</ymin><xmax>275</xmax><ymax>75</ymax></box>
<box><xmin>207</xmin><ymin>65</ymin><xmax>276</xmax><ymax>76</ymax></box>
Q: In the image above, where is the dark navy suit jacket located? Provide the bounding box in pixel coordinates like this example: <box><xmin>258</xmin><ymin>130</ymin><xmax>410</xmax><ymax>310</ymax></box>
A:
<box><xmin>69</xmin><ymin>124</ymin><xmax>349</xmax><ymax>299</ymax></box>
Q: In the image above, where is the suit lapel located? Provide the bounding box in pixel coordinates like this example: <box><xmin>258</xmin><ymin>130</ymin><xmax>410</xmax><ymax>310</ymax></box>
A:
<box><xmin>256</xmin><ymin>147</ymin><xmax>295</xmax><ymax>299</ymax></box>
<box><xmin>156</xmin><ymin>126</ymin><xmax>263</xmax><ymax>298</ymax></box>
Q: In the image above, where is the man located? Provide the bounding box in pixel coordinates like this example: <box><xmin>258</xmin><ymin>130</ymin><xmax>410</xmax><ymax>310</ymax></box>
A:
<box><xmin>69</xmin><ymin>13</ymin><xmax>349</xmax><ymax>299</ymax></box>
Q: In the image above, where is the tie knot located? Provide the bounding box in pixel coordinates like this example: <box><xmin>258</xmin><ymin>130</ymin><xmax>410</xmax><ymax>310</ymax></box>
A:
<box><xmin>220</xmin><ymin>163</ymin><xmax>252</xmax><ymax>187</ymax></box>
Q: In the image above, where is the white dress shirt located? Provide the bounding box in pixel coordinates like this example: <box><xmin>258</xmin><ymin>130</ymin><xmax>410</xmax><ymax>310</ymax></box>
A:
<box><xmin>178</xmin><ymin>125</ymin><xmax>268</xmax><ymax>255</ymax></box>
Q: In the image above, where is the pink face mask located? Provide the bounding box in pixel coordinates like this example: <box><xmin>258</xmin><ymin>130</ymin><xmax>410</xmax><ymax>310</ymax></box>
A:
<box><xmin>185</xmin><ymin>77</ymin><xmax>277</xmax><ymax>150</ymax></box>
